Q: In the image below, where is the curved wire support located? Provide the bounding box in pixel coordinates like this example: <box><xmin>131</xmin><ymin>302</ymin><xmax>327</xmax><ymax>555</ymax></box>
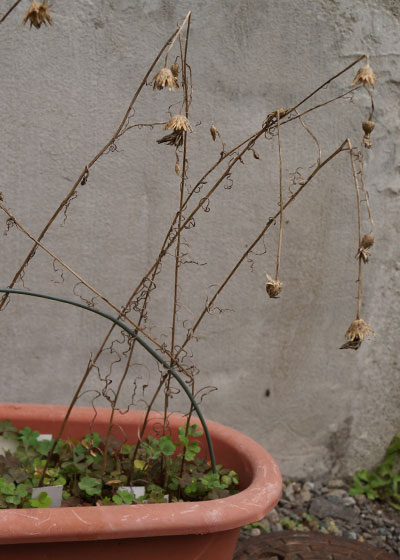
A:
<box><xmin>0</xmin><ymin>288</ymin><xmax>216</xmax><ymax>473</ymax></box>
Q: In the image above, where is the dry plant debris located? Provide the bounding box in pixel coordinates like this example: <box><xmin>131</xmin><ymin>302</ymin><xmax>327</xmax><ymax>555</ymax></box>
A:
<box><xmin>356</xmin><ymin>232</ymin><xmax>374</xmax><ymax>263</ymax></box>
<box><xmin>352</xmin><ymin>60</ymin><xmax>376</xmax><ymax>88</ymax></box>
<box><xmin>152</xmin><ymin>67</ymin><xmax>177</xmax><ymax>91</ymax></box>
<box><xmin>341</xmin><ymin>319</ymin><xmax>374</xmax><ymax>351</ymax></box>
<box><xmin>265</xmin><ymin>273</ymin><xmax>283</xmax><ymax>299</ymax></box>
<box><xmin>23</xmin><ymin>1</ymin><xmax>52</xmax><ymax>29</ymax></box>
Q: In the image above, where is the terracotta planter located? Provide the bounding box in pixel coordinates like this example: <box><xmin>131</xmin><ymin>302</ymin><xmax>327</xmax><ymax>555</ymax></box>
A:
<box><xmin>0</xmin><ymin>403</ymin><xmax>281</xmax><ymax>560</ymax></box>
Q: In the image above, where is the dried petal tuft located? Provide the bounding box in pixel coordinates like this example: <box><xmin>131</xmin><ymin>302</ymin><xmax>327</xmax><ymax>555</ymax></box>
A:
<box><xmin>362</xmin><ymin>135</ymin><xmax>372</xmax><ymax>149</ymax></box>
<box><xmin>340</xmin><ymin>318</ymin><xmax>374</xmax><ymax>350</ymax></box>
<box><xmin>210</xmin><ymin>124</ymin><xmax>218</xmax><ymax>141</ymax></box>
<box><xmin>152</xmin><ymin>67</ymin><xmax>177</xmax><ymax>91</ymax></box>
<box><xmin>352</xmin><ymin>61</ymin><xmax>376</xmax><ymax>88</ymax></box>
<box><xmin>265</xmin><ymin>273</ymin><xmax>283</xmax><ymax>298</ymax></box>
<box><xmin>23</xmin><ymin>1</ymin><xmax>52</xmax><ymax>29</ymax></box>
<box><xmin>165</xmin><ymin>114</ymin><xmax>193</xmax><ymax>132</ymax></box>
<box><xmin>175</xmin><ymin>161</ymin><xmax>181</xmax><ymax>175</ymax></box>
<box><xmin>157</xmin><ymin>130</ymin><xmax>184</xmax><ymax>147</ymax></box>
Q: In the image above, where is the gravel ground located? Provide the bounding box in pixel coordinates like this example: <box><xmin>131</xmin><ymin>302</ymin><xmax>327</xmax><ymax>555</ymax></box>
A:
<box><xmin>239</xmin><ymin>478</ymin><xmax>400</xmax><ymax>556</ymax></box>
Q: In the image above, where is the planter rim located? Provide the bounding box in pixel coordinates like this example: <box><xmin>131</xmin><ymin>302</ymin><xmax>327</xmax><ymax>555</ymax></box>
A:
<box><xmin>0</xmin><ymin>403</ymin><xmax>282</xmax><ymax>544</ymax></box>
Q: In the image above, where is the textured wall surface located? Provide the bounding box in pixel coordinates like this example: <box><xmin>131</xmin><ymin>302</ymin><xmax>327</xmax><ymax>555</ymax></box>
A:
<box><xmin>0</xmin><ymin>0</ymin><xmax>399</xmax><ymax>478</ymax></box>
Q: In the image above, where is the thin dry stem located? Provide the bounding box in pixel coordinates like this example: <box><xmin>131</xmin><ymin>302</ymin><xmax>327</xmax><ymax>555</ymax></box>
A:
<box><xmin>38</xmin><ymin>355</ymin><xmax>95</xmax><ymax>486</ymax></box>
<box><xmin>0</xmin><ymin>26</ymin><xmax>182</xmax><ymax>311</ymax></box>
<box><xmin>164</xmin><ymin>16</ymin><xmax>191</xmax><ymax>435</ymax></box>
<box><xmin>175</xmin><ymin>140</ymin><xmax>349</xmax><ymax>359</ymax></box>
<box><xmin>347</xmin><ymin>139</ymin><xmax>363</xmax><ymax>320</ymax></box>
<box><xmin>0</xmin><ymin>0</ymin><xmax>22</xmax><ymax>23</ymax></box>
<box><xmin>295</xmin><ymin>110</ymin><xmax>321</xmax><ymax>166</ymax></box>
<box><xmin>164</xmin><ymin>11</ymin><xmax>191</xmax><ymax>67</ymax></box>
<box><xmin>0</xmin><ymin>204</ymin><xmax>196</xmax><ymax>382</ymax></box>
<box><xmin>275</xmin><ymin>111</ymin><xmax>284</xmax><ymax>281</ymax></box>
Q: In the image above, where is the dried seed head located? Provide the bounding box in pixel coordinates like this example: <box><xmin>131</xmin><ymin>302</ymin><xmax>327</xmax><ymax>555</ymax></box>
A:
<box><xmin>356</xmin><ymin>232</ymin><xmax>374</xmax><ymax>263</ymax></box>
<box><xmin>165</xmin><ymin>114</ymin><xmax>193</xmax><ymax>132</ymax></box>
<box><xmin>175</xmin><ymin>161</ymin><xmax>181</xmax><ymax>175</ymax></box>
<box><xmin>253</xmin><ymin>150</ymin><xmax>260</xmax><ymax>160</ymax></box>
<box><xmin>170</xmin><ymin>61</ymin><xmax>179</xmax><ymax>78</ymax></box>
<box><xmin>210</xmin><ymin>124</ymin><xmax>218</xmax><ymax>141</ymax></box>
<box><xmin>352</xmin><ymin>61</ymin><xmax>376</xmax><ymax>88</ymax></box>
<box><xmin>361</xmin><ymin>232</ymin><xmax>374</xmax><ymax>250</ymax></box>
<box><xmin>265</xmin><ymin>273</ymin><xmax>283</xmax><ymax>298</ymax></box>
<box><xmin>152</xmin><ymin>67</ymin><xmax>177</xmax><ymax>91</ymax></box>
<box><xmin>362</xmin><ymin>120</ymin><xmax>375</xmax><ymax>134</ymax></box>
<box><xmin>340</xmin><ymin>318</ymin><xmax>374</xmax><ymax>350</ymax></box>
<box><xmin>23</xmin><ymin>1</ymin><xmax>52</xmax><ymax>29</ymax></box>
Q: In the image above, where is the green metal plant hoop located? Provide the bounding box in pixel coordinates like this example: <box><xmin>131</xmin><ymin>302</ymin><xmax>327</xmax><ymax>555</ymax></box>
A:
<box><xmin>0</xmin><ymin>288</ymin><xmax>216</xmax><ymax>473</ymax></box>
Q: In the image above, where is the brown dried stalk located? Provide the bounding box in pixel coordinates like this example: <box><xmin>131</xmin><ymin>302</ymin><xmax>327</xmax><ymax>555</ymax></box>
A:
<box><xmin>0</xmin><ymin>18</ymin><xmax>190</xmax><ymax>311</ymax></box>
<box><xmin>69</xmin><ymin>59</ymin><xmax>368</xmax><ymax>435</ymax></box>
<box><xmin>0</xmin><ymin>204</ymin><xmax>197</xmax><ymax>384</ymax></box>
<box><xmin>347</xmin><ymin>139</ymin><xmax>363</xmax><ymax>320</ymax></box>
<box><xmin>0</xmin><ymin>0</ymin><xmax>22</xmax><ymax>24</ymax></box>
<box><xmin>174</xmin><ymin>140</ymin><xmax>349</xmax><ymax>359</ymax></box>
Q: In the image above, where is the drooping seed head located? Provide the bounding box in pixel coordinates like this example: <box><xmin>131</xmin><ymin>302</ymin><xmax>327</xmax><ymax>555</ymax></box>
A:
<box><xmin>152</xmin><ymin>67</ymin><xmax>177</xmax><ymax>91</ymax></box>
<box><xmin>265</xmin><ymin>273</ymin><xmax>283</xmax><ymax>298</ymax></box>
<box><xmin>352</xmin><ymin>61</ymin><xmax>376</xmax><ymax>88</ymax></box>
<box><xmin>362</xmin><ymin>120</ymin><xmax>375</xmax><ymax>134</ymax></box>
<box><xmin>23</xmin><ymin>1</ymin><xmax>52</xmax><ymax>29</ymax></box>
<box><xmin>343</xmin><ymin>318</ymin><xmax>374</xmax><ymax>345</ymax></box>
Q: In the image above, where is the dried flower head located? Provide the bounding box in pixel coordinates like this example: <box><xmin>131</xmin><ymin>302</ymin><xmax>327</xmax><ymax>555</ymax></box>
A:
<box><xmin>152</xmin><ymin>67</ymin><xmax>177</xmax><ymax>91</ymax></box>
<box><xmin>362</xmin><ymin>120</ymin><xmax>375</xmax><ymax>135</ymax></box>
<box><xmin>340</xmin><ymin>318</ymin><xmax>374</xmax><ymax>350</ymax></box>
<box><xmin>352</xmin><ymin>61</ymin><xmax>376</xmax><ymax>88</ymax></box>
<box><xmin>356</xmin><ymin>232</ymin><xmax>374</xmax><ymax>263</ymax></box>
<box><xmin>265</xmin><ymin>273</ymin><xmax>283</xmax><ymax>298</ymax></box>
<box><xmin>362</xmin><ymin>120</ymin><xmax>375</xmax><ymax>149</ymax></box>
<box><xmin>210</xmin><ymin>124</ymin><xmax>218</xmax><ymax>141</ymax></box>
<box><xmin>23</xmin><ymin>1</ymin><xmax>52</xmax><ymax>29</ymax></box>
<box><xmin>165</xmin><ymin>114</ymin><xmax>193</xmax><ymax>132</ymax></box>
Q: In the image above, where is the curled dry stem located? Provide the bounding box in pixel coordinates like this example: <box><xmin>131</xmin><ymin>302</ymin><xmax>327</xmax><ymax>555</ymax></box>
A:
<box><xmin>174</xmin><ymin>140</ymin><xmax>349</xmax><ymax>359</ymax></box>
<box><xmin>0</xmin><ymin>23</ymin><xmax>184</xmax><ymax>312</ymax></box>
<box><xmin>0</xmin><ymin>204</ymin><xmax>195</xmax><ymax>383</ymax></box>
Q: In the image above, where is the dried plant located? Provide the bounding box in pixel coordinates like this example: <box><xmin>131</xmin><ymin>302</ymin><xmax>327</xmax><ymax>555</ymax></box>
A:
<box><xmin>22</xmin><ymin>0</ymin><xmax>52</xmax><ymax>29</ymax></box>
<box><xmin>0</xmin><ymin>12</ymin><xmax>378</xmax><ymax>489</ymax></box>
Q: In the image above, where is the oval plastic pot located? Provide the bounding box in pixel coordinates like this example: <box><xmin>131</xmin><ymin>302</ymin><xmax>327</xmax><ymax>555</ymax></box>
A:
<box><xmin>0</xmin><ymin>403</ymin><xmax>282</xmax><ymax>560</ymax></box>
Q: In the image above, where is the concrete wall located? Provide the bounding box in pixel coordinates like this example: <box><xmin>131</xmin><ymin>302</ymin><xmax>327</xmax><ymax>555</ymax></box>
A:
<box><xmin>0</xmin><ymin>0</ymin><xmax>399</xmax><ymax>479</ymax></box>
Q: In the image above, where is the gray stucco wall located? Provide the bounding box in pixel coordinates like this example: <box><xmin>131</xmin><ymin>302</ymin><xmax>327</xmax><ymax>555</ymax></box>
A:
<box><xmin>0</xmin><ymin>0</ymin><xmax>399</xmax><ymax>479</ymax></box>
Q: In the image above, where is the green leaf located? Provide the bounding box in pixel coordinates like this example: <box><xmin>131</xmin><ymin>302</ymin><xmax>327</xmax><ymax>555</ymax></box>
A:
<box><xmin>30</xmin><ymin>491</ymin><xmax>52</xmax><ymax>508</ymax></box>
<box><xmin>159</xmin><ymin>437</ymin><xmax>176</xmax><ymax>456</ymax></box>
<box><xmin>78</xmin><ymin>476</ymin><xmax>102</xmax><ymax>497</ymax></box>
<box><xmin>18</xmin><ymin>427</ymin><xmax>40</xmax><ymax>447</ymax></box>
